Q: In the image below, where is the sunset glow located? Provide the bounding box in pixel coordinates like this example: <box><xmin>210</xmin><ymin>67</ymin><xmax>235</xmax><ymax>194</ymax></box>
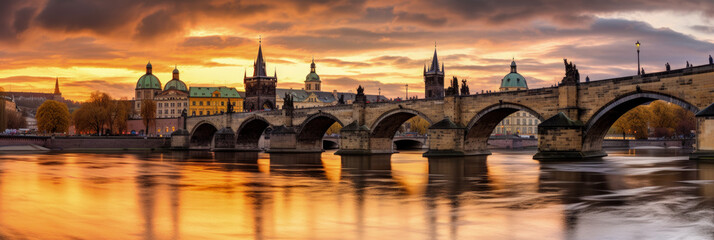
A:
<box><xmin>1</xmin><ymin>0</ymin><xmax>713</xmax><ymax>101</ymax></box>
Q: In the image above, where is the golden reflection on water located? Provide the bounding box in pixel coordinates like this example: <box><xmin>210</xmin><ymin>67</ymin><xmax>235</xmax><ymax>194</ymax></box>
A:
<box><xmin>0</xmin><ymin>150</ymin><xmax>710</xmax><ymax>239</ymax></box>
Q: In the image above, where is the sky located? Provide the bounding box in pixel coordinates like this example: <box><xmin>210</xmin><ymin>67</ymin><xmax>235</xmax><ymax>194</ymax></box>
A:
<box><xmin>0</xmin><ymin>0</ymin><xmax>713</xmax><ymax>101</ymax></box>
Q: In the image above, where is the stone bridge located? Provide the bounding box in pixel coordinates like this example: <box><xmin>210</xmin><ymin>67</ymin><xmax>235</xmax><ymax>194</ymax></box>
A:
<box><xmin>171</xmin><ymin>64</ymin><xmax>714</xmax><ymax>161</ymax></box>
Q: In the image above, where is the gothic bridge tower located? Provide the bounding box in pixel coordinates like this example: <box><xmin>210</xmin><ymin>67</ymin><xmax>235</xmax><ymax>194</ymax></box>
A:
<box><xmin>244</xmin><ymin>40</ymin><xmax>277</xmax><ymax>111</ymax></box>
<box><xmin>424</xmin><ymin>47</ymin><xmax>445</xmax><ymax>99</ymax></box>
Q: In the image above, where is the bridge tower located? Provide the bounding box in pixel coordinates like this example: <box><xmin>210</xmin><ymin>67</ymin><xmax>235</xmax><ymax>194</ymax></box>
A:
<box><xmin>244</xmin><ymin>40</ymin><xmax>277</xmax><ymax>111</ymax></box>
<box><xmin>424</xmin><ymin>48</ymin><xmax>444</xmax><ymax>99</ymax></box>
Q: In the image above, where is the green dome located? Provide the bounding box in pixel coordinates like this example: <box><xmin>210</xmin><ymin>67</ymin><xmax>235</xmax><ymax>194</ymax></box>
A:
<box><xmin>501</xmin><ymin>72</ymin><xmax>527</xmax><ymax>89</ymax></box>
<box><xmin>136</xmin><ymin>74</ymin><xmax>161</xmax><ymax>90</ymax></box>
<box><xmin>164</xmin><ymin>79</ymin><xmax>188</xmax><ymax>92</ymax></box>
<box><xmin>305</xmin><ymin>72</ymin><xmax>320</xmax><ymax>82</ymax></box>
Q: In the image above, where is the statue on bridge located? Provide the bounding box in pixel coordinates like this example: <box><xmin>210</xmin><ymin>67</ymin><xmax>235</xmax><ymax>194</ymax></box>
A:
<box><xmin>445</xmin><ymin>76</ymin><xmax>459</xmax><ymax>96</ymax></box>
<box><xmin>337</xmin><ymin>94</ymin><xmax>345</xmax><ymax>105</ymax></box>
<box><xmin>283</xmin><ymin>92</ymin><xmax>294</xmax><ymax>116</ymax></box>
<box><xmin>561</xmin><ymin>59</ymin><xmax>580</xmax><ymax>85</ymax></box>
<box><xmin>226</xmin><ymin>101</ymin><xmax>233</xmax><ymax>113</ymax></box>
<box><xmin>355</xmin><ymin>85</ymin><xmax>367</xmax><ymax>103</ymax></box>
<box><xmin>666</xmin><ymin>62</ymin><xmax>671</xmax><ymax>72</ymax></box>
<box><xmin>460</xmin><ymin>78</ymin><xmax>470</xmax><ymax>95</ymax></box>
<box><xmin>181</xmin><ymin>108</ymin><xmax>187</xmax><ymax>130</ymax></box>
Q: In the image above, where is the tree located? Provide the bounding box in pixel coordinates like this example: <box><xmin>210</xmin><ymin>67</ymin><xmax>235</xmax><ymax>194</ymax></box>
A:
<box><xmin>111</xmin><ymin>100</ymin><xmax>132</xmax><ymax>134</ymax></box>
<box><xmin>72</xmin><ymin>105</ymin><xmax>93</xmax><ymax>134</ymax></box>
<box><xmin>611</xmin><ymin>105</ymin><xmax>651</xmax><ymax>139</ymax></box>
<box><xmin>36</xmin><ymin>100</ymin><xmax>71</xmax><ymax>134</ymax></box>
<box><xmin>325</xmin><ymin>122</ymin><xmax>342</xmax><ymax>135</ymax></box>
<box><xmin>141</xmin><ymin>99</ymin><xmax>156</xmax><ymax>136</ymax></box>
<box><xmin>406</xmin><ymin>116</ymin><xmax>430</xmax><ymax>135</ymax></box>
<box><xmin>6</xmin><ymin>110</ymin><xmax>27</xmax><ymax>129</ymax></box>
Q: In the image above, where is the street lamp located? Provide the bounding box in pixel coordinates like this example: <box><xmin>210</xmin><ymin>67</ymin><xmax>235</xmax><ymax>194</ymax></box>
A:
<box><xmin>636</xmin><ymin>41</ymin><xmax>641</xmax><ymax>76</ymax></box>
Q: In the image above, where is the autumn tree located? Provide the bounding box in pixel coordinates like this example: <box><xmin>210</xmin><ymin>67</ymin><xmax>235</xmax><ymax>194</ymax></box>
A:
<box><xmin>611</xmin><ymin>105</ymin><xmax>650</xmax><ymax>139</ymax></box>
<box><xmin>6</xmin><ymin>110</ymin><xmax>27</xmax><ymax>129</ymax></box>
<box><xmin>325</xmin><ymin>122</ymin><xmax>342</xmax><ymax>135</ymax></box>
<box><xmin>111</xmin><ymin>100</ymin><xmax>132</xmax><ymax>134</ymax></box>
<box><xmin>36</xmin><ymin>100</ymin><xmax>71</xmax><ymax>134</ymax></box>
<box><xmin>71</xmin><ymin>91</ymin><xmax>131</xmax><ymax>135</ymax></box>
<box><xmin>406</xmin><ymin>117</ymin><xmax>430</xmax><ymax>135</ymax></box>
<box><xmin>141</xmin><ymin>99</ymin><xmax>156</xmax><ymax>136</ymax></box>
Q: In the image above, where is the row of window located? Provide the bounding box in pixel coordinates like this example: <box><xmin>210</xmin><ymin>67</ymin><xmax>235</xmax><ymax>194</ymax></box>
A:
<box><xmin>500</xmin><ymin>118</ymin><xmax>541</xmax><ymax>125</ymax></box>
<box><xmin>192</xmin><ymin>100</ymin><xmax>234</xmax><ymax>106</ymax></box>
<box><xmin>495</xmin><ymin>126</ymin><xmax>537</xmax><ymax>134</ymax></box>
<box><xmin>190</xmin><ymin>110</ymin><xmax>225</xmax><ymax>116</ymax></box>
<box><xmin>158</xmin><ymin>102</ymin><xmax>187</xmax><ymax>108</ymax></box>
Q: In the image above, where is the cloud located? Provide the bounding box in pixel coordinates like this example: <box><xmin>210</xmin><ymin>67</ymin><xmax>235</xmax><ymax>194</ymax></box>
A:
<box><xmin>394</xmin><ymin>12</ymin><xmax>447</xmax><ymax>27</ymax></box>
<box><xmin>319</xmin><ymin>58</ymin><xmax>371</xmax><ymax>68</ymax></box>
<box><xmin>243</xmin><ymin>21</ymin><xmax>293</xmax><ymax>32</ymax></box>
<box><xmin>181</xmin><ymin>35</ymin><xmax>251</xmax><ymax>49</ymax></box>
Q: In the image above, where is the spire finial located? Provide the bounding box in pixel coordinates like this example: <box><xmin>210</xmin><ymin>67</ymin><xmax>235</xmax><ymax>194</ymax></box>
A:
<box><xmin>434</xmin><ymin>41</ymin><xmax>437</xmax><ymax>49</ymax></box>
<box><xmin>259</xmin><ymin>35</ymin><xmax>262</xmax><ymax>45</ymax></box>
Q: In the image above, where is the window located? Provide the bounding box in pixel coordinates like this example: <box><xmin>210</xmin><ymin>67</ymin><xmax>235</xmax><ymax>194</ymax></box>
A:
<box><xmin>171</xmin><ymin>103</ymin><xmax>175</xmax><ymax>107</ymax></box>
<box><xmin>207</xmin><ymin>101</ymin><xmax>210</xmax><ymax>106</ymax></box>
<box><xmin>158</xmin><ymin>103</ymin><xmax>162</xmax><ymax>107</ymax></box>
<box><xmin>184</xmin><ymin>102</ymin><xmax>187</xmax><ymax>107</ymax></box>
<box><xmin>199</xmin><ymin>101</ymin><xmax>203</xmax><ymax>106</ymax></box>
<box><xmin>171</xmin><ymin>109</ymin><xmax>175</xmax><ymax>114</ymax></box>
<box><xmin>207</xmin><ymin>111</ymin><xmax>210</xmax><ymax>115</ymax></box>
<box><xmin>192</xmin><ymin>101</ymin><xmax>196</xmax><ymax>106</ymax></box>
<box><xmin>529</xmin><ymin>119</ymin><xmax>532</xmax><ymax>125</ymax></box>
<box><xmin>221</xmin><ymin>101</ymin><xmax>225</xmax><ymax>106</ymax></box>
<box><xmin>192</xmin><ymin>111</ymin><xmax>196</xmax><ymax>116</ymax></box>
<box><xmin>517</xmin><ymin>119</ymin><xmax>520</xmax><ymax>125</ymax></box>
<box><xmin>199</xmin><ymin>111</ymin><xmax>203</xmax><ymax>115</ymax></box>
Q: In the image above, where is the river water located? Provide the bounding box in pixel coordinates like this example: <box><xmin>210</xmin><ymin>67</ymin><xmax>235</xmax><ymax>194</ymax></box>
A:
<box><xmin>0</xmin><ymin>149</ymin><xmax>712</xmax><ymax>240</ymax></box>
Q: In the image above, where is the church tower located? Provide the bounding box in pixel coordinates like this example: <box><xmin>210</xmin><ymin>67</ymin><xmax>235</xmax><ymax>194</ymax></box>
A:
<box><xmin>304</xmin><ymin>57</ymin><xmax>321</xmax><ymax>92</ymax></box>
<box><xmin>243</xmin><ymin>39</ymin><xmax>277</xmax><ymax>111</ymax></box>
<box><xmin>424</xmin><ymin>47</ymin><xmax>444</xmax><ymax>99</ymax></box>
<box><xmin>53</xmin><ymin>77</ymin><xmax>62</xmax><ymax>100</ymax></box>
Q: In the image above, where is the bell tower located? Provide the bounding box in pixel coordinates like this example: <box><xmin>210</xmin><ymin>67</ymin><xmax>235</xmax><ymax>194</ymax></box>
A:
<box><xmin>243</xmin><ymin>38</ymin><xmax>277</xmax><ymax>111</ymax></box>
<box><xmin>424</xmin><ymin>47</ymin><xmax>444</xmax><ymax>99</ymax></box>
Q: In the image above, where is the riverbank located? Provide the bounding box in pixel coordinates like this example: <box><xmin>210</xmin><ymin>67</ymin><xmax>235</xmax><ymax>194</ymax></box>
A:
<box><xmin>0</xmin><ymin>135</ymin><xmax>170</xmax><ymax>151</ymax></box>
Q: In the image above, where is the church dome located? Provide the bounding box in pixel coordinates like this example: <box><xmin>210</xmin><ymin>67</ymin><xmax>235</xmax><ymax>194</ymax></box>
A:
<box><xmin>500</xmin><ymin>59</ymin><xmax>527</xmax><ymax>90</ymax></box>
<box><xmin>501</xmin><ymin>72</ymin><xmax>527</xmax><ymax>89</ymax></box>
<box><xmin>136</xmin><ymin>74</ymin><xmax>161</xmax><ymax>90</ymax></box>
<box><xmin>305</xmin><ymin>72</ymin><xmax>320</xmax><ymax>82</ymax></box>
<box><xmin>164</xmin><ymin>79</ymin><xmax>188</xmax><ymax>92</ymax></box>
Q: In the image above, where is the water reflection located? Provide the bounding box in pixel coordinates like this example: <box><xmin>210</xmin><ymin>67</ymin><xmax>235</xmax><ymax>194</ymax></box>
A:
<box><xmin>0</xmin><ymin>150</ymin><xmax>711</xmax><ymax>239</ymax></box>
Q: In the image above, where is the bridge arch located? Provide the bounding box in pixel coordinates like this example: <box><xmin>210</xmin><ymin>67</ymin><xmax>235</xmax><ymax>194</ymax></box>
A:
<box><xmin>189</xmin><ymin>121</ymin><xmax>219</xmax><ymax>149</ymax></box>
<box><xmin>394</xmin><ymin>139</ymin><xmax>425</xmax><ymax>150</ymax></box>
<box><xmin>236</xmin><ymin>116</ymin><xmax>272</xmax><ymax>150</ymax></box>
<box><xmin>464</xmin><ymin>103</ymin><xmax>544</xmax><ymax>154</ymax></box>
<box><xmin>582</xmin><ymin>91</ymin><xmax>699</xmax><ymax>152</ymax></box>
<box><xmin>296</xmin><ymin>112</ymin><xmax>345</xmax><ymax>151</ymax></box>
<box><xmin>370</xmin><ymin>108</ymin><xmax>434</xmax><ymax>138</ymax></box>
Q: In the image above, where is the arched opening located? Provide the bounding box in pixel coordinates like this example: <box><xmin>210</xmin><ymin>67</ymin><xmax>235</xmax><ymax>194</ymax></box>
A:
<box><xmin>464</xmin><ymin>103</ymin><xmax>544</xmax><ymax>154</ymax></box>
<box><xmin>262</xmin><ymin>101</ymin><xmax>274</xmax><ymax>110</ymax></box>
<box><xmin>370</xmin><ymin>109</ymin><xmax>432</xmax><ymax>153</ymax></box>
<box><xmin>236</xmin><ymin>117</ymin><xmax>271</xmax><ymax>151</ymax></box>
<box><xmin>323</xmin><ymin>140</ymin><xmax>339</xmax><ymax>149</ymax></box>
<box><xmin>189</xmin><ymin>122</ymin><xmax>218</xmax><ymax>149</ymax></box>
<box><xmin>394</xmin><ymin>139</ymin><xmax>424</xmax><ymax>150</ymax></box>
<box><xmin>297</xmin><ymin>113</ymin><xmax>344</xmax><ymax>151</ymax></box>
<box><xmin>583</xmin><ymin>92</ymin><xmax>698</xmax><ymax>152</ymax></box>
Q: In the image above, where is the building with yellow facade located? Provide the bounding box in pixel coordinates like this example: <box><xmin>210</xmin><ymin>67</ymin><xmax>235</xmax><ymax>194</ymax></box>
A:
<box><xmin>189</xmin><ymin>87</ymin><xmax>243</xmax><ymax>116</ymax></box>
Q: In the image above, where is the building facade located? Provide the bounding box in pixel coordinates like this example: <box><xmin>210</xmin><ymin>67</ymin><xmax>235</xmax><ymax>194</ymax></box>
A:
<box><xmin>424</xmin><ymin>48</ymin><xmax>445</xmax><ymax>99</ymax></box>
<box><xmin>134</xmin><ymin>62</ymin><xmax>163</xmax><ymax>113</ymax></box>
<box><xmin>493</xmin><ymin>59</ymin><xmax>540</xmax><ymax>136</ymax></box>
<box><xmin>189</xmin><ymin>87</ymin><xmax>242</xmax><ymax>116</ymax></box>
<box><xmin>243</xmin><ymin>42</ymin><xmax>277</xmax><ymax>111</ymax></box>
<box><xmin>155</xmin><ymin>67</ymin><xmax>189</xmax><ymax>118</ymax></box>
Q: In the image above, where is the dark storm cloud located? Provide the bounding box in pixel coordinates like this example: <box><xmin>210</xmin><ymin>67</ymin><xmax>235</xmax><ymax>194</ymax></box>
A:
<box><xmin>691</xmin><ymin>25</ymin><xmax>714</xmax><ymax>34</ymax></box>
<box><xmin>181</xmin><ymin>36</ymin><xmax>251</xmax><ymax>49</ymax></box>
<box><xmin>0</xmin><ymin>0</ymin><xmax>39</xmax><ymax>41</ymax></box>
<box><xmin>435</xmin><ymin>0</ymin><xmax>714</xmax><ymax>24</ymax></box>
<box><xmin>36</xmin><ymin>0</ymin><xmax>143</xmax><ymax>34</ymax></box>
<box><xmin>135</xmin><ymin>9</ymin><xmax>184</xmax><ymax>40</ymax></box>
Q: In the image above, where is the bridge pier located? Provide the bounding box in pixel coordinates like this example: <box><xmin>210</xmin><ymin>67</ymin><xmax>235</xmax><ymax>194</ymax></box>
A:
<box><xmin>534</xmin><ymin>112</ymin><xmax>606</xmax><ymax>161</ymax></box>
<box><xmin>335</xmin><ymin>121</ymin><xmax>373</xmax><ymax>155</ymax></box>
<box><xmin>170</xmin><ymin>129</ymin><xmax>190</xmax><ymax>150</ymax></box>
<box><xmin>423</xmin><ymin>118</ymin><xmax>468</xmax><ymax>157</ymax></box>
<box><xmin>691</xmin><ymin>103</ymin><xmax>714</xmax><ymax>161</ymax></box>
<box><xmin>212</xmin><ymin>127</ymin><xmax>236</xmax><ymax>151</ymax></box>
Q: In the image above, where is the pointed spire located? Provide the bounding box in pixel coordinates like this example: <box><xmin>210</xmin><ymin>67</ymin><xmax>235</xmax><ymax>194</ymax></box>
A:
<box><xmin>274</xmin><ymin>67</ymin><xmax>277</xmax><ymax>78</ymax></box>
<box><xmin>253</xmin><ymin>37</ymin><xmax>267</xmax><ymax>77</ymax></box>
<box><xmin>442</xmin><ymin>63</ymin><xmax>444</xmax><ymax>73</ymax></box>
<box><xmin>54</xmin><ymin>77</ymin><xmax>61</xmax><ymax>95</ymax></box>
<box><xmin>429</xmin><ymin>47</ymin><xmax>440</xmax><ymax>72</ymax></box>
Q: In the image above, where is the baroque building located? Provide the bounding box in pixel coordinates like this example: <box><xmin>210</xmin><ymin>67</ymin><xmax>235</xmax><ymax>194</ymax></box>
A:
<box><xmin>243</xmin><ymin>41</ymin><xmax>277</xmax><ymax>111</ymax></box>
<box><xmin>155</xmin><ymin>67</ymin><xmax>189</xmax><ymax>118</ymax></box>
<box><xmin>189</xmin><ymin>87</ymin><xmax>242</xmax><ymax>116</ymax></box>
<box><xmin>424</xmin><ymin>48</ymin><xmax>444</xmax><ymax>99</ymax></box>
<box><xmin>275</xmin><ymin>59</ymin><xmax>386</xmax><ymax>109</ymax></box>
<box><xmin>493</xmin><ymin>59</ymin><xmax>541</xmax><ymax>136</ymax></box>
<box><xmin>134</xmin><ymin>62</ymin><xmax>162</xmax><ymax>113</ymax></box>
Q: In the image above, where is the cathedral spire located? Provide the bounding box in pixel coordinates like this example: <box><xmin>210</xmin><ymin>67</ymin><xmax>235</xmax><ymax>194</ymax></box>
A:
<box><xmin>429</xmin><ymin>48</ymin><xmax>440</xmax><ymax>72</ymax></box>
<box><xmin>253</xmin><ymin>39</ymin><xmax>267</xmax><ymax>77</ymax></box>
<box><xmin>54</xmin><ymin>77</ymin><xmax>61</xmax><ymax>95</ymax></box>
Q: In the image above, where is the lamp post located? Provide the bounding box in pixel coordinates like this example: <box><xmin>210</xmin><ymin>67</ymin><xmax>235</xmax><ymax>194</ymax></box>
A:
<box><xmin>405</xmin><ymin>84</ymin><xmax>408</xmax><ymax>100</ymax></box>
<box><xmin>636</xmin><ymin>41</ymin><xmax>641</xmax><ymax>76</ymax></box>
